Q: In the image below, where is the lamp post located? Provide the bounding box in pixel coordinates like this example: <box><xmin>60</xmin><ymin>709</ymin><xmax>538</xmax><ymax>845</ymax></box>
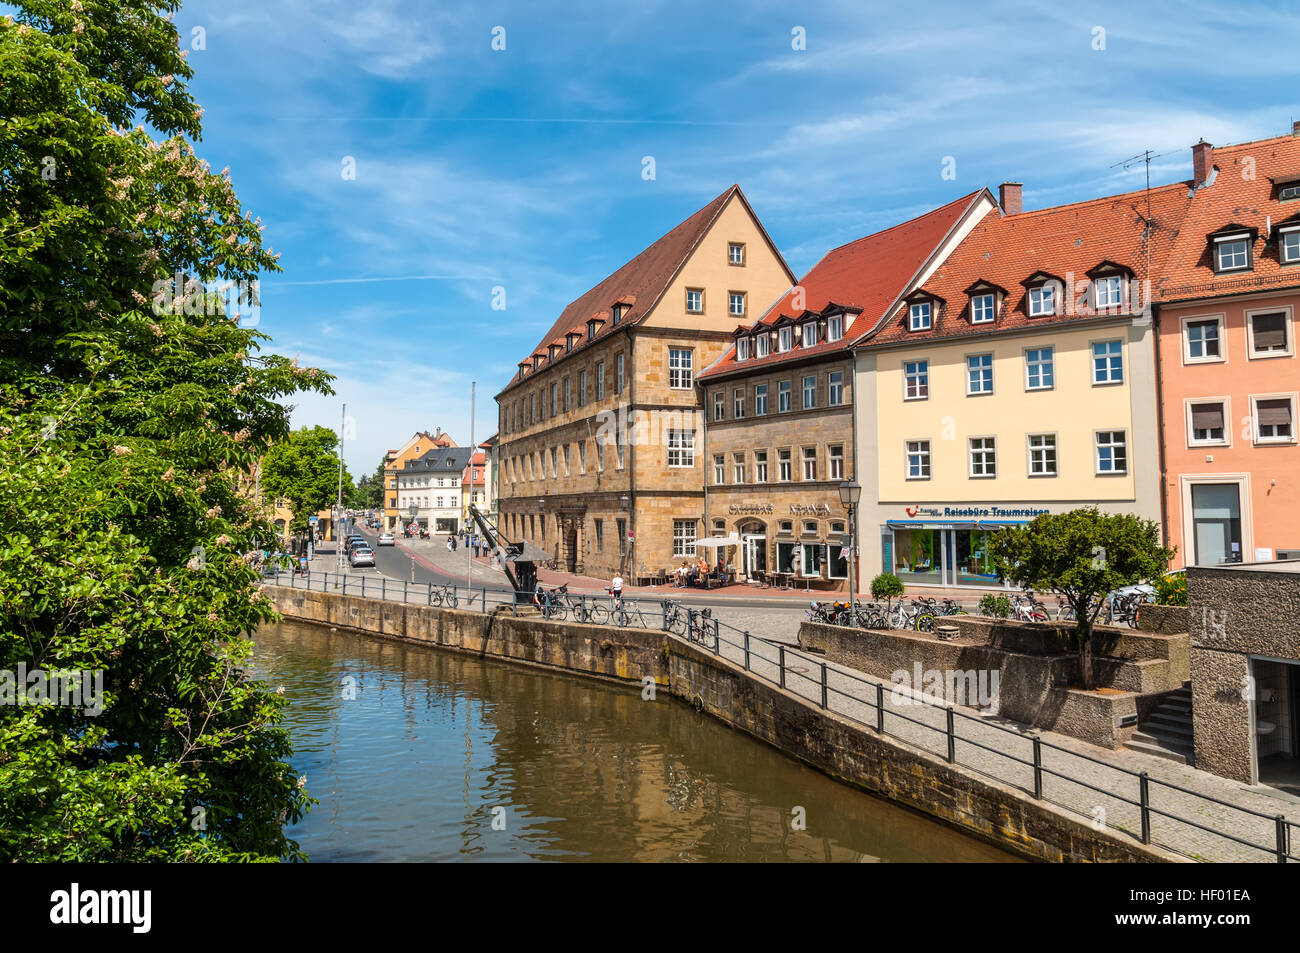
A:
<box><xmin>838</xmin><ymin>479</ymin><xmax>862</xmax><ymax>601</ymax></box>
<box><xmin>408</xmin><ymin>503</ymin><xmax>419</xmax><ymax>581</ymax></box>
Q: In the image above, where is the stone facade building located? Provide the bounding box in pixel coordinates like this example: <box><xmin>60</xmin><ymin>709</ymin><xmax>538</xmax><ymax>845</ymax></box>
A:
<box><xmin>495</xmin><ymin>185</ymin><xmax>796</xmax><ymax>583</ymax></box>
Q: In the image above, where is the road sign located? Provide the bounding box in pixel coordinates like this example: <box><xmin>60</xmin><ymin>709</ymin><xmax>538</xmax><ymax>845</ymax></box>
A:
<box><xmin>308</xmin><ymin>515</ymin><xmax>319</xmax><ymax>525</ymax></box>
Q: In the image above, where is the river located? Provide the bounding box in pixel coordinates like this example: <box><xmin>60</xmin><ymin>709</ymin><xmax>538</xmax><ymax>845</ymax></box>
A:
<box><xmin>252</xmin><ymin>620</ymin><xmax>1017</xmax><ymax>862</ymax></box>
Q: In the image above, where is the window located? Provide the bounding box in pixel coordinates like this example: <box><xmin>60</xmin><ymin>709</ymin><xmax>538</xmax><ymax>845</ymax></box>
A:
<box><xmin>1248</xmin><ymin>311</ymin><xmax>1290</xmax><ymax>357</ymax></box>
<box><xmin>713</xmin><ymin>519</ymin><xmax>726</xmax><ymax>535</ymax></box>
<box><xmin>971</xmin><ymin>293</ymin><xmax>995</xmax><ymax>324</ymax></box>
<box><xmin>616</xmin><ymin>430</ymin><xmax>625</xmax><ymax>469</ymax></box>
<box><xmin>1184</xmin><ymin>317</ymin><xmax>1222</xmax><ymax>362</ymax></box>
<box><xmin>909</xmin><ymin>301</ymin><xmax>932</xmax><ymax>331</ymax></box>
<box><xmin>737</xmin><ymin>338</ymin><xmax>750</xmax><ymax>361</ymax></box>
<box><xmin>1027</xmin><ymin>434</ymin><xmax>1057</xmax><ymax>476</ymax></box>
<box><xmin>673</xmin><ymin>520</ymin><xmax>697</xmax><ymax>557</ymax></box>
<box><xmin>733</xmin><ymin>453</ymin><xmax>745</xmax><ymax>483</ymax></box>
<box><xmin>802</xmin><ymin>520</ymin><xmax>818</xmax><ymax>536</ymax></box>
<box><xmin>578</xmin><ymin>370</ymin><xmax>587</xmax><ymax>406</ymax></box>
<box><xmin>686</xmin><ymin>289</ymin><xmax>703</xmax><ymax>313</ymax></box>
<box><xmin>969</xmin><ymin>437</ymin><xmax>996</xmax><ymax>478</ymax></box>
<box><xmin>967</xmin><ymin>353</ymin><xmax>993</xmax><ymax>394</ymax></box>
<box><xmin>778</xmin><ymin>326</ymin><xmax>793</xmax><ymax>352</ymax></box>
<box><xmin>1025</xmin><ymin>347</ymin><xmax>1054</xmax><ymax>389</ymax></box>
<box><xmin>755</xmin><ymin>334</ymin><xmax>769</xmax><ymax>358</ymax></box>
<box><xmin>713</xmin><ymin>454</ymin><xmax>725</xmax><ymax>485</ymax></box>
<box><xmin>713</xmin><ymin>391</ymin><xmax>724</xmax><ymax>421</ymax></box>
<box><xmin>611</xmin><ymin>304</ymin><xmax>625</xmax><ymax>325</ymax></box>
<box><xmin>733</xmin><ymin>388</ymin><xmax>744</xmax><ymax>418</ymax></box>
<box><xmin>777</xmin><ymin>380</ymin><xmax>791</xmax><ymax>412</ymax></box>
<box><xmin>904</xmin><ymin>360</ymin><xmax>929</xmax><ymax>400</ymax></box>
<box><xmin>829</xmin><ymin>444</ymin><xmax>844</xmax><ymax>480</ymax></box>
<box><xmin>802</xmin><ymin>375</ymin><xmax>816</xmax><ymax>409</ymax></box>
<box><xmin>667</xmin><ymin>429</ymin><xmax>695</xmax><ymax>467</ymax></box>
<box><xmin>1093</xmin><ymin>275</ymin><xmax>1123</xmax><ymax>309</ymax></box>
<box><xmin>755</xmin><ymin>383</ymin><xmax>768</xmax><ymax>415</ymax></box>
<box><xmin>1215</xmin><ymin>236</ymin><xmax>1250</xmax><ymax>272</ymax></box>
<box><xmin>564</xmin><ymin>377</ymin><xmax>571</xmax><ymax>412</ymax></box>
<box><xmin>1254</xmin><ymin>397</ymin><xmax>1296</xmax><ymax>443</ymax></box>
<box><xmin>778</xmin><ymin>448</ymin><xmax>792</xmax><ymax>482</ymax></box>
<box><xmin>1028</xmin><ymin>285</ymin><xmax>1055</xmax><ymax>317</ymax></box>
<box><xmin>549</xmin><ymin>447</ymin><xmax>557</xmax><ymax>477</ymax></box>
<box><xmin>579</xmin><ymin>440</ymin><xmax>587</xmax><ymax>473</ymax></box>
<box><xmin>617</xmin><ymin>518</ymin><xmax>627</xmax><ymax>555</ymax></box>
<box><xmin>827</xmin><ymin>314</ymin><xmax>844</xmax><ymax>342</ymax></box>
<box><xmin>828</xmin><ymin>371</ymin><xmax>844</xmax><ymax>405</ymax></box>
<box><xmin>729</xmin><ymin>242</ymin><xmax>745</xmax><ymax>266</ymax></box>
<box><xmin>1282</xmin><ymin>228</ymin><xmax>1300</xmax><ymax>264</ymax></box>
<box><xmin>616</xmin><ymin>353</ymin><xmax>625</xmax><ymax>393</ymax></box>
<box><xmin>1188</xmin><ymin>401</ymin><xmax>1227</xmax><ymax>445</ymax></box>
<box><xmin>1092</xmin><ymin>339</ymin><xmax>1123</xmax><ymax>384</ymax></box>
<box><xmin>906</xmin><ymin>440</ymin><xmax>931</xmax><ymax>480</ymax></box>
<box><xmin>802</xmin><ymin>446</ymin><xmax>817</xmax><ymax>480</ymax></box>
<box><xmin>563</xmin><ymin>444</ymin><xmax>571</xmax><ymax>475</ymax></box>
<box><xmin>596</xmin><ymin>437</ymin><xmax>605</xmax><ymax>470</ymax></box>
<box><xmin>803</xmin><ymin>321</ymin><xmax>819</xmax><ymax>347</ymax></box>
<box><xmin>594</xmin><ymin>519</ymin><xmax>603</xmax><ymax>552</ymax></box>
<box><xmin>1095</xmin><ymin>430</ymin><xmax>1128</xmax><ymax>473</ymax></box>
<box><xmin>550</xmin><ymin>382</ymin><xmax>557</xmax><ymax>416</ymax></box>
<box><xmin>755</xmin><ymin>451</ymin><xmax>768</xmax><ymax>483</ymax></box>
<box><xmin>729</xmin><ymin>292</ymin><xmax>746</xmax><ymax>317</ymax></box>
<box><xmin>596</xmin><ymin>361</ymin><xmax>606</xmax><ymax>399</ymax></box>
<box><xmin>668</xmin><ymin>348</ymin><xmax>693</xmax><ymax>389</ymax></box>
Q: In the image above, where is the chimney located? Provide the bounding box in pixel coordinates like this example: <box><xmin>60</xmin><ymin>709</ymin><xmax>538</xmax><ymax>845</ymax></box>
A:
<box><xmin>1192</xmin><ymin>139</ymin><xmax>1213</xmax><ymax>186</ymax></box>
<box><xmin>999</xmin><ymin>182</ymin><xmax>1023</xmax><ymax>215</ymax></box>
<box><xmin>1293</xmin><ymin>120</ymin><xmax>1300</xmax><ymax>136</ymax></box>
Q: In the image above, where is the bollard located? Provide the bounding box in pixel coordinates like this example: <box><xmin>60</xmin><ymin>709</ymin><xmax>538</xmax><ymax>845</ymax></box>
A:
<box><xmin>1139</xmin><ymin>773</ymin><xmax>1151</xmax><ymax>844</ymax></box>
<box><xmin>743</xmin><ymin>632</ymin><xmax>750</xmax><ymax>670</ymax></box>
<box><xmin>946</xmin><ymin>707</ymin><xmax>955</xmax><ymax>763</ymax></box>
<box><xmin>779</xmin><ymin>646</ymin><xmax>786</xmax><ymax>689</ymax></box>
<box><xmin>820</xmin><ymin>662</ymin><xmax>828</xmax><ymax>709</ymax></box>
<box><xmin>876</xmin><ymin>682</ymin><xmax>884</xmax><ymax>733</ymax></box>
<box><xmin>1032</xmin><ymin>736</ymin><xmax>1043</xmax><ymax>799</ymax></box>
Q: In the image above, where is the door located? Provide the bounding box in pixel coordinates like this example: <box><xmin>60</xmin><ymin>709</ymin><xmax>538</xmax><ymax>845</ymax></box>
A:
<box><xmin>745</xmin><ymin>535</ymin><xmax>766</xmax><ymax>577</ymax></box>
<box><xmin>1191</xmin><ymin>484</ymin><xmax>1242</xmax><ymax>565</ymax></box>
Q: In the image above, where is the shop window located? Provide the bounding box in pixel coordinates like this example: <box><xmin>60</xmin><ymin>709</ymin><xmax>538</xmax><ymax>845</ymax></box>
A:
<box><xmin>800</xmin><ymin>543</ymin><xmax>823</xmax><ymax>578</ymax></box>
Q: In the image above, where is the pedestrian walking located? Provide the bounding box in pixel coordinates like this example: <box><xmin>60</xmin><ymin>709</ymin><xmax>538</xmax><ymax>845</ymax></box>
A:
<box><xmin>608</xmin><ymin>573</ymin><xmax>624</xmax><ymax>611</ymax></box>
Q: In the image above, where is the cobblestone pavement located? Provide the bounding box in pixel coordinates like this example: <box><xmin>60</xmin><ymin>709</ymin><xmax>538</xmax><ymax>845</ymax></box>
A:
<box><xmin>276</xmin><ymin>547</ymin><xmax>1298</xmax><ymax>863</ymax></box>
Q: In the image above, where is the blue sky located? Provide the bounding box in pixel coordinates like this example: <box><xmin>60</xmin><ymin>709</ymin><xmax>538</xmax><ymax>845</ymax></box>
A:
<box><xmin>167</xmin><ymin>0</ymin><xmax>1300</xmax><ymax>475</ymax></box>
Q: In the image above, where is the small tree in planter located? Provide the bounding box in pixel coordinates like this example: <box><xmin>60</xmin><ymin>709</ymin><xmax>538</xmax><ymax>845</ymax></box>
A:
<box><xmin>987</xmin><ymin>508</ymin><xmax>1172</xmax><ymax>690</ymax></box>
<box><xmin>870</xmin><ymin>572</ymin><xmax>905</xmax><ymax>622</ymax></box>
<box><xmin>977</xmin><ymin>593</ymin><xmax>1012</xmax><ymax>619</ymax></box>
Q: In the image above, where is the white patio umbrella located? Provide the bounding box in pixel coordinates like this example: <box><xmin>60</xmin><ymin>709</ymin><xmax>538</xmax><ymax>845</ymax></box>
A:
<box><xmin>693</xmin><ymin>533</ymin><xmax>740</xmax><ymax>549</ymax></box>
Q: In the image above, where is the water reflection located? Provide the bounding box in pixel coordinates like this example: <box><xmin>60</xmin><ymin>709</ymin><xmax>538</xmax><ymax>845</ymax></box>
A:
<box><xmin>252</xmin><ymin>621</ymin><xmax>1016</xmax><ymax>863</ymax></box>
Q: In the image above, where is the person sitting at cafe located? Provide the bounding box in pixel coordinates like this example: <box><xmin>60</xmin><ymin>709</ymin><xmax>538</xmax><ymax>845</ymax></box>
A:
<box><xmin>676</xmin><ymin>562</ymin><xmax>689</xmax><ymax>587</ymax></box>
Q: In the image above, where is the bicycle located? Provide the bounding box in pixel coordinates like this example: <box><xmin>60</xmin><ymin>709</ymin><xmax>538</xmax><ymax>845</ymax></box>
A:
<box><xmin>686</xmin><ymin>608</ymin><xmax>715</xmax><ymax>645</ymax></box>
<box><xmin>1010</xmin><ymin>592</ymin><xmax>1048</xmax><ymax>623</ymax></box>
<box><xmin>1054</xmin><ymin>596</ymin><xmax>1077</xmax><ymax>622</ymax></box>
<box><xmin>664</xmin><ymin>600</ymin><xmax>689</xmax><ymax>636</ymax></box>
<box><xmin>612</xmin><ymin>601</ymin><xmax>650</xmax><ymax>629</ymax></box>
<box><xmin>567</xmin><ymin>590</ymin><xmax>609</xmax><ymax>624</ymax></box>
<box><xmin>429</xmin><ymin>584</ymin><xmax>460</xmax><ymax>609</ymax></box>
<box><xmin>534</xmin><ymin>583</ymin><xmax>568</xmax><ymax>619</ymax></box>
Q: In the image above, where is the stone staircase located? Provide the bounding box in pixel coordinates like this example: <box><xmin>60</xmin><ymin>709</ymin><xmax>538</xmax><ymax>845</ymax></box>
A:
<box><xmin>1127</xmin><ymin>684</ymin><xmax>1194</xmax><ymax>764</ymax></box>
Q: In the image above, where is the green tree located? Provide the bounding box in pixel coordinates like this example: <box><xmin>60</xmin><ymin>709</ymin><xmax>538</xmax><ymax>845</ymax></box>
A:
<box><xmin>353</xmin><ymin>458</ymin><xmax>385</xmax><ymax>509</ymax></box>
<box><xmin>0</xmin><ymin>1</ymin><xmax>329</xmax><ymax>860</ymax></box>
<box><xmin>260</xmin><ymin>426</ymin><xmax>351</xmax><ymax>535</ymax></box>
<box><xmin>987</xmin><ymin>508</ymin><xmax>1173</xmax><ymax>690</ymax></box>
<box><xmin>870</xmin><ymin>572</ymin><xmax>904</xmax><ymax>622</ymax></box>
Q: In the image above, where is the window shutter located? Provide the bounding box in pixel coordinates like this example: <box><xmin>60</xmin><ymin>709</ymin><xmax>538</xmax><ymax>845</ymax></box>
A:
<box><xmin>1191</xmin><ymin>403</ymin><xmax>1225</xmax><ymax>431</ymax></box>
<box><xmin>1257</xmin><ymin>398</ymin><xmax>1293</xmax><ymax>427</ymax></box>
<box><xmin>1252</xmin><ymin>312</ymin><xmax>1287</xmax><ymax>350</ymax></box>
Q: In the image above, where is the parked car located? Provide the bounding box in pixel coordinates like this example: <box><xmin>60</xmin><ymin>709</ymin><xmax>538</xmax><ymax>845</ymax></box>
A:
<box><xmin>377</xmin><ymin>533</ymin><xmax>395</xmax><ymax>547</ymax></box>
<box><xmin>349</xmin><ymin>547</ymin><xmax>375</xmax><ymax>568</ymax></box>
<box><xmin>345</xmin><ymin>535</ymin><xmax>365</xmax><ymax>552</ymax></box>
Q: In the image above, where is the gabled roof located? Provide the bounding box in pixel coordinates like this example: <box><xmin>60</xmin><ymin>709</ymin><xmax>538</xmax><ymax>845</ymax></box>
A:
<box><xmin>499</xmin><ymin>185</ymin><xmax>791</xmax><ymax>395</ymax></box>
<box><xmin>867</xmin><ymin>181</ymin><xmax>1193</xmax><ymax>348</ymax></box>
<box><xmin>403</xmin><ymin>446</ymin><xmax>474</xmax><ymax>474</ymax></box>
<box><xmin>1158</xmin><ymin>132</ymin><xmax>1300</xmax><ymax>303</ymax></box>
<box><xmin>698</xmin><ymin>189</ymin><xmax>988</xmax><ymax>380</ymax></box>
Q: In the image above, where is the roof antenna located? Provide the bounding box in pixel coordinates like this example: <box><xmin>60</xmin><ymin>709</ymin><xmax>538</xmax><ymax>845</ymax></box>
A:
<box><xmin>1112</xmin><ymin>148</ymin><xmax>1176</xmax><ymax>278</ymax></box>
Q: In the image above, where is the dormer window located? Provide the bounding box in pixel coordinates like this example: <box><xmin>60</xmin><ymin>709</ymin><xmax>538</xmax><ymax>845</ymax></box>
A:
<box><xmin>778</xmin><ymin>326</ymin><xmax>793</xmax><ymax>352</ymax></box>
<box><xmin>1207</xmin><ymin>225</ymin><xmax>1257</xmax><ymax>274</ymax></box>
<box><xmin>611</xmin><ymin>304</ymin><xmax>625</xmax><ymax>325</ymax></box>
<box><xmin>971</xmin><ymin>293</ymin><xmax>995</xmax><ymax>324</ymax></box>
<box><xmin>1277</xmin><ymin>180</ymin><xmax>1300</xmax><ymax>202</ymax></box>
<box><xmin>1278</xmin><ymin>222</ymin><xmax>1300</xmax><ymax>265</ymax></box>
<box><xmin>1093</xmin><ymin>275</ymin><xmax>1124</xmax><ymax>309</ymax></box>
<box><xmin>756</xmin><ymin>333</ymin><xmax>770</xmax><ymax>358</ymax></box>
<box><xmin>802</xmin><ymin>321</ymin><xmax>819</xmax><ymax>348</ymax></box>
<box><xmin>532</xmin><ymin>355</ymin><xmax>542</xmax><ymax>370</ymax></box>
<box><xmin>736</xmin><ymin>337</ymin><xmax>750</xmax><ymax>361</ymax></box>
<box><xmin>827</xmin><ymin>314</ymin><xmax>844</xmax><ymax>342</ymax></box>
<box><xmin>909</xmin><ymin>301</ymin><xmax>932</xmax><ymax>331</ymax></box>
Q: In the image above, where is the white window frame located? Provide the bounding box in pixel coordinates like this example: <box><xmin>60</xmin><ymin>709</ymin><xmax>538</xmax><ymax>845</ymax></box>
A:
<box><xmin>713</xmin><ymin>391</ymin><xmax>725</xmax><ymax>421</ymax></box>
<box><xmin>733</xmin><ymin>453</ymin><xmax>745</xmax><ymax>484</ymax></box>
<box><xmin>1245</xmin><ymin>306</ymin><xmax>1294</xmax><ymax>359</ymax></box>
<box><xmin>713</xmin><ymin>454</ymin><xmax>725</xmax><ymax>485</ymax></box>
<box><xmin>1094</xmin><ymin>430</ymin><xmax>1129</xmax><ymax>475</ymax></box>
<box><xmin>778</xmin><ymin>326</ymin><xmax>793</xmax><ymax>352</ymax></box>
<box><xmin>1091</xmin><ymin>338</ymin><xmax>1124</xmax><ymax>385</ymax></box>
<box><xmin>966</xmin><ymin>352</ymin><xmax>993</xmax><ymax>395</ymax></box>
<box><xmin>668</xmin><ymin>348</ymin><xmax>694</xmax><ymax>389</ymax></box>
<box><xmin>968</xmin><ymin>436</ymin><xmax>997</xmax><ymax>479</ymax></box>
<box><xmin>1214</xmin><ymin>235</ymin><xmax>1251</xmax><ymax>273</ymax></box>
<box><xmin>672</xmin><ymin>519</ymin><xmax>697</xmax><ymax>557</ymax></box>
<box><xmin>616</xmin><ymin>353</ymin><xmax>625</xmax><ymax>393</ymax></box>
<box><xmin>1024</xmin><ymin>346</ymin><xmax>1055</xmax><ymax>391</ymax></box>
<box><xmin>802</xmin><ymin>375</ymin><xmax>816</xmax><ymax>409</ymax></box>
<box><xmin>755</xmin><ymin>383</ymin><xmax>768</xmax><ymax>415</ymax></box>
<box><xmin>736</xmin><ymin>338</ymin><xmax>749</xmax><ymax>361</ymax></box>
<box><xmin>1184</xmin><ymin>396</ymin><xmax>1231</xmax><ymax>448</ymax></box>
<box><xmin>803</xmin><ymin>321</ymin><xmax>819</xmax><ymax>348</ymax></box>
<box><xmin>755</xmin><ymin>334</ymin><xmax>769</xmax><ymax>358</ymax></box>
<box><xmin>666</xmin><ymin>429</ymin><xmax>695</xmax><ymax>467</ymax></box>
<box><xmin>801</xmin><ymin>446</ymin><xmax>817</xmax><ymax>481</ymax></box>
<box><xmin>777</xmin><ymin>448</ymin><xmax>792</xmax><ymax>482</ymax></box>
<box><xmin>1093</xmin><ymin>274</ymin><xmax>1124</xmax><ymax>309</ymax></box>
<box><xmin>1251</xmin><ymin>392</ymin><xmax>1298</xmax><ymax>445</ymax></box>
<box><xmin>909</xmin><ymin>301</ymin><xmax>932</xmax><ymax>331</ymax></box>
<box><xmin>686</xmin><ymin>289</ymin><xmax>704</xmax><ymax>314</ymax></box>
<box><xmin>1181</xmin><ymin>314</ymin><xmax>1226</xmax><ymax>365</ymax></box>
<box><xmin>729</xmin><ymin>292</ymin><xmax>746</xmax><ymax>317</ymax></box>
<box><xmin>827</xmin><ymin>314</ymin><xmax>844</xmax><ymax>342</ymax></box>
<box><xmin>754</xmin><ymin>450</ymin><xmax>768</xmax><ymax>483</ymax></box>
<box><xmin>778</xmin><ymin>380</ymin><xmax>791</xmax><ymax>413</ymax></box>
<box><xmin>829</xmin><ymin>444</ymin><xmax>844</xmax><ymax>480</ymax></box>
<box><xmin>828</xmin><ymin>370</ymin><xmax>844</xmax><ymax>405</ymax></box>
<box><xmin>905</xmin><ymin>439</ymin><xmax>931</xmax><ymax>480</ymax></box>
<box><xmin>971</xmin><ymin>293</ymin><xmax>996</xmax><ymax>324</ymax></box>
<box><xmin>1281</xmin><ymin>226</ymin><xmax>1300</xmax><ymax>265</ymax></box>
<box><xmin>596</xmin><ymin>361</ymin><xmax>606</xmax><ymax>399</ymax></box>
<box><xmin>728</xmin><ymin>242</ymin><xmax>745</xmax><ymax>266</ymax></box>
<box><xmin>734</xmin><ymin>387</ymin><xmax>744</xmax><ymax>418</ymax></box>
<box><xmin>904</xmin><ymin>360</ymin><xmax>929</xmax><ymax>400</ymax></box>
<box><xmin>1028</xmin><ymin>284</ymin><xmax>1056</xmax><ymax>317</ymax></box>
<box><xmin>1026</xmin><ymin>433</ymin><xmax>1057</xmax><ymax>477</ymax></box>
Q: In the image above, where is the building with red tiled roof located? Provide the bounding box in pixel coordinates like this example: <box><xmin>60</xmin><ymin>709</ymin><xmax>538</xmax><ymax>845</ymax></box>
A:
<box><xmin>495</xmin><ymin>185</ymin><xmax>796</xmax><ymax>582</ymax></box>
<box><xmin>1153</xmin><ymin>126</ymin><xmax>1300</xmax><ymax>570</ymax></box>
<box><xmin>694</xmin><ymin>190</ymin><xmax>995</xmax><ymax>591</ymax></box>
<box><xmin>853</xmin><ymin>175</ymin><xmax>1192</xmax><ymax>590</ymax></box>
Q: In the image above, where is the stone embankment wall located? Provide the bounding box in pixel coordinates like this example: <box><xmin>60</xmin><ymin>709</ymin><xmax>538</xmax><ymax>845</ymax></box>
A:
<box><xmin>266</xmin><ymin>586</ymin><xmax>1180</xmax><ymax>863</ymax></box>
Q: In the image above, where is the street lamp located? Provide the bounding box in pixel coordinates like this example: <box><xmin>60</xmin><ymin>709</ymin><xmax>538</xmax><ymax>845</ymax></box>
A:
<box><xmin>407</xmin><ymin>503</ymin><xmax>419</xmax><ymax>581</ymax></box>
<box><xmin>838</xmin><ymin>479</ymin><xmax>862</xmax><ymax>602</ymax></box>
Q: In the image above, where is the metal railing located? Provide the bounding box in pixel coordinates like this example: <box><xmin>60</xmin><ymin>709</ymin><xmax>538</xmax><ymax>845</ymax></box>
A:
<box><xmin>267</xmin><ymin>567</ymin><xmax>1293</xmax><ymax>864</ymax></box>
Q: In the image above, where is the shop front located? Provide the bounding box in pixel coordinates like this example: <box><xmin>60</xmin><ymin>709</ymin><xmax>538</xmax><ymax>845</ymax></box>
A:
<box><xmin>717</xmin><ymin>500</ymin><xmax>852</xmax><ymax>590</ymax></box>
<box><xmin>879</xmin><ymin>504</ymin><xmax>1052</xmax><ymax>590</ymax></box>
